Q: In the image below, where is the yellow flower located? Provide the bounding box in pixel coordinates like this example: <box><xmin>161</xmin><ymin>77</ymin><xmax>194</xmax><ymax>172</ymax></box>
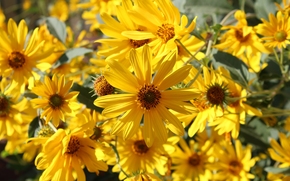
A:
<box><xmin>35</xmin><ymin>122</ymin><xmax>108</xmax><ymax>181</ymax></box>
<box><xmin>124</xmin><ymin>172</ymin><xmax>161</xmax><ymax>181</ymax></box>
<box><xmin>94</xmin><ymin>45</ymin><xmax>198</xmax><ymax>147</ymax></box>
<box><xmin>215</xmin><ymin>10</ymin><xmax>269</xmax><ymax>72</ymax></box>
<box><xmin>31</xmin><ymin>74</ymin><xmax>80</xmax><ymax>126</ymax></box>
<box><xmin>0</xmin><ymin>80</ymin><xmax>36</xmax><ymax>139</ymax></box>
<box><xmin>268</xmin><ymin>132</ymin><xmax>290</xmax><ymax>167</ymax></box>
<box><xmin>78</xmin><ymin>0</ymin><xmax>121</xmax><ymax>31</ymax></box>
<box><xmin>0</xmin><ymin>19</ymin><xmax>52</xmax><ymax>90</ymax></box>
<box><xmin>49</xmin><ymin>0</ymin><xmax>69</xmax><ymax>22</ymax></box>
<box><xmin>0</xmin><ymin>8</ymin><xmax>6</xmax><ymax>30</ymax></box>
<box><xmin>112</xmin><ymin>128</ymin><xmax>169</xmax><ymax>180</ymax></box>
<box><xmin>275</xmin><ymin>0</ymin><xmax>290</xmax><ymax>15</ymax></box>
<box><xmin>170</xmin><ymin>138</ymin><xmax>213</xmax><ymax>181</ymax></box>
<box><xmin>255</xmin><ymin>11</ymin><xmax>290</xmax><ymax>49</ymax></box>
<box><xmin>122</xmin><ymin>0</ymin><xmax>196</xmax><ymax>59</ymax></box>
<box><xmin>213</xmin><ymin>140</ymin><xmax>256</xmax><ymax>181</ymax></box>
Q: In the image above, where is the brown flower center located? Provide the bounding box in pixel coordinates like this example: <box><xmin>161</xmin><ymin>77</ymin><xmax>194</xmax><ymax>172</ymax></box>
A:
<box><xmin>132</xmin><ymin>140</ymin><xmax>149</xmax><ymax>155</ymax></box>
<box><xmin>235</xmin><ymin>29</ymin><xmax>250</xmax><ymax>43</ymax></box>
<box><xmin>274</xmin><ymin>30</ymin><xmax>287</xmax><ymax>42</ymax></box>
<box><xmin>229</xmin><ymin>160</ymin><xmax>243</xmax><ymax>176</ymax></box>
<box><xmin>37</xmin><ymin>126</ymin><xmax>55</xmax><ymax>137</ymax></box>
<box><xmin>49</xmin><ymin>94</ymin><xmax>64</xmax><ymax>109</ymax></box>
<box><xmin>188</xmin><ymin>153</ymin><xmax>201</xmax><ymax>167</ymax></box>
<box><xmin>93</xmin><ymin>76</ymin><xmax>114</xmax><ymax>96</ymax></box>
<box><xmin>130</xmin><ymin>39</ymin><xmax>150</xmax><ymax>49</ymax></box>
<box><xmin>66</xmin><ymin>136</ymin><xmax>81</xmax><ymax>154</ymax></box>
<box><xmin>90</xmin><ymin>126</ymin><xmax>102</xmax><ymax>141</ymax></box>
<box><xmin>137</xmin><ymin>84</ymin><xmax>161</xmax><ymax>110</ymax></box>
<box><xmin>157</xmin><ymin>23</ymin><xmax>175</xmax><ymax>43</ymax></box>
<box><xmin>8</xmin><ymin>51</ymin><xmax>26</xmax><ymax>69</ymax></box>
<box><xmin>0</xmin><ymin>95</ymin><xmax>10</xmax><ymax>117</ymax></box>
<box><xmin>206</xmin><ymin>84</ymin><xmax>226</xmax><ymax>106</ymax></box>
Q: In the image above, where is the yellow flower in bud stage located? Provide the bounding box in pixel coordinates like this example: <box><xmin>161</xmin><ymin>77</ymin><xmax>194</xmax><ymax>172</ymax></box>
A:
<box><xmin>112</xmin><ymin>128</ymin><xmax>171</xmax><ymax>180</ymax></box>
<box><xmin>213</xmin><ymin>140</ymin><xmax>256</xmax><ymax>181</ymax></box>
<box><xmin>35</xmin><ymin>122</ymin><xmax>108</xmax><ymax>181</ymax></box>
<box><xmin>268</xmin><ymin>132</ymin><xmax>290</xmax><ymax>168</ymax></box>
<box><xmin>94</xmin><ymin>45</ymin><xmax>199</xmax><ymax>147</ymax></box>
<box><xmin>78</xmin><ymin>0</ymin><xmax>121</xmax><ymax>31</ymax></box>
<box><xmin>122</xmin><ymin>0</ymin><xmax>197</xmax><ymax>59</ymax></box>
<box><xmin>49</xmin><ymin>0</ymin><xmax>69</xmax><ymax>22</ymax></box>
<box><xmin>31</xmin><ymin>74</ymin><xmax>80</xmax><ymax>126</ymax></box>
<box><xmin>215</xmin><ymin>10</ymin><xmax>269</xmax><ymax>72</ymax></box>
<box><xmin>0</xmin><ymin>19</ymin><xmax>52</xmax><ymax>90</ymax></box>
<box><xmin>170</xmin><ymin>138</ymin><xmax>214</xmax><ymax>181</ymax></box>
<box><xmin>208</xmin><ymin>67</ymin><xmax>262</xmax><ymax>139</ymax></box>
<box><xmin>255</xmin><ymin>11</ymin><xmax>290</xmax><ymax>49</ymax></box>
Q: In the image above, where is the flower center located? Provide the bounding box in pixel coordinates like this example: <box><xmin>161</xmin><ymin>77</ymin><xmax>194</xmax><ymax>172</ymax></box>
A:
<box><xmin>157</xmin><ymin>23</ymin><xmax>175</xmax><ymax>43</ymax></box>
<box><xmin>235</xmin><ymin>29</ymin><xmax>250</xmax><ymax>43</ymax></box>
<box><xmin>130</xmin><ymin>39</ymin><xmax>150</xmax><ymax>49</ymax></box>
<box><xmin>0</xmin><ymin>95</ymin><xmax>10</xmax><ymax>117</ymax></box>
<box><xmin>37</xmin><ymin>126</ymin><xmax>55</xmax><ymax>137</ymax></box>
<box><xmin>132</xmin><ymin>140</ymin><xmax>149</xmax><ymax>155</ymax></box>
<box><xmin>8</xmin><ymin>51</ymin><xmax>26</xmax><ymax>69</ymax></box>
<box><xmin>206</xmin><ymin>84</ymin><xmax>226</xmax><ymax>106</ymax></box>
<box><xmin>66</xmin><ymin>136</ymin><xmax>81</xmax><ymax>154</ymax></box>
<box><xmin>188</xmin><ymin>153</ymin><xmax>201</xmax><ymax>167</ymax></box>
<box><xmin>90</xmin><ymin>126</ymin><xmax>102</xmax><ymax>141</ymax></box>
<box><xmin>137</xmin><ymin>84</ymin><xmax>161</xmax><ymax>110</ymax></box>
<box><xmin>49</xmin><ymin>94</ymin><xmax>64</xmax><ymax>109</ymax></box>
<box><xmin>274</xmin><ymin>30</ymin><xmax>287</xmax><ymax>42</ymax></box>
<box><xmin>93</xmin><ymin>76</ymin><xmax>114</xmax><ymax>96</ymax></box>
<box><xmin>229</xmin><ymin>160</ymin><xmax>243</xmax><ymax>176</ymax></box>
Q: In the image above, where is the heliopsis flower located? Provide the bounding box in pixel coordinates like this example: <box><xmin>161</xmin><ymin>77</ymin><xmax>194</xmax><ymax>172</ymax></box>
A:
<box><xmin>78</xmin><ymin>0</ymin><xmax>121</xmax><ymax>31</ymax></box>
<box><xmin>183</xmin><ymin>66</ymin><xmax>229</xmax><ymax>137</ymax></box>
<box><xmin>170</xmin><ymin>138</ymin><xmax>213</xmax><ymax>181</ymax></box>
<box><xmin>112</xmin><ymin>128</ymin><xmax>169</xmax><ymax>180</ymax></box>
<box><xmin>268</xmin><ymin>132</ymin><xmax>290</xmax><ymax>167</ymax></box>
<box><xmin>122</xmin><ymin>0</ymin><xmax>197</xmax><ymax>59</ymax></box>
<box><xmin>31</xmin><ymin>74</ymin><xmax>80</xmax><ymax>126</ymax></box>
<box><xmin>275</xmin><ymin>0</ymin><xmax>290</xmax><ymax>15</ymax></box>
<box><xmin>35</xmin><ymin>122</ymin><xmax>108</xmax><ymax>181</ymax></box>
<box><xmin>255</xmin><ymin>11</ymin><xmax>290</xmax><ymax>49</ymax></box>
<box><xmin>213</xmin><ymin>140</ymin><xmax>256</xmax><ymax>181</ymax></box>
<box><xmin>49</xmin><ymin>0</ymin><xmax>69</xmax><ymax>22</ymax></box>
<box><xmin>208</xmin><ymin>67</ymin><xmax>262</xmax><ymax>138</ymax></box>
<box><xmin>0</xmin><ymin>8</ymin><xmax>6</xmax><ymax>30</ymax></box>
<box><xmin>0</xmin><ymin>19</ymin><xmax>52</xmax><ymax>90</ymax></box>
<box><xmin>124</xmin><ymin>172</ymin><xmax>161</xmax><ymax>181</ymax></box>
<box><xmin>94</xmin><ymin>45</ymin><xmax>198</xmax><ymax>146</ymax></box>
<box><xmin>267</xmin><ymin>172</ymin><xmax>290</xmax><ymax>181</ymax></box>
<box><xmin>0</xmin><ymin>80</ymin><xmax>36</xmax><ymax>139</ymax></box>
<box><xmin>215</xmin><ymin>10</ymin><xmax>269</xmax><ymax>72</ymax></box>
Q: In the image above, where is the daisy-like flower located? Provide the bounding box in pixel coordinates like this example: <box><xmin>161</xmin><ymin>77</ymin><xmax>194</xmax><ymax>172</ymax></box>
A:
<box><xmin>213</xmin><ymin>140</ymin><xmax>256</xmax><ymax>181</ymax></box>
<box><xmin>0</xmin><ymin>8</ymin><xmax>6</xmax><ymax>30</ymax></box>
<box><xmin>208</xmin><ymin>67</ymin><xmax>262</xmax><ymax>138</ymax></box>
<box><xmin>255</xmin><ymin>11</ymin><xmax>290</xmax><ymax>49</ymax></box>
<box><xmin>183</xmin><ymin>66</ymin><xmax>229</xmax><ymax>137</ymax></box>
<box><xmin>275</xmin><ymin>0</ymin><xmax>290</xmax><ymax>15</ymax></box>
<box><xmin>35</xmin><ymin>122</ymin><xmax>108</xmax><ymax>181</ymax></box>
<box><xmin>268</xmin><ymin>132</ymin><xmax>290</xmax><ymax>167</ymax></box>
<box><xmin>112</xmin><ymin>128</ymin><xmax>169</xmax><ymax>180</ymax></box>
<box><xmin>215</xmin><ymin>10</ymin><xmax>269</xmax><ymax>72</ymax></box>
<box><xmin>122</xmin><ymin>0</ymin><xmax>197</xmax><ymax>59</ymax></box>
<box><xmin>31</xmin><ymin>74</ymin><xmax>80</xmax><ymax>126</ymax></box>
<box><xmin>170</xmin><ymin>138</ymin><xmax>213</xmax><ymax>181</ymax></box>
<box><xmin>0</xmin><ymin>80</ymin><xmax>36</xmax><ymax>139</ymax></box>
<box><xmin>0</xmin><ymin>19</ymin><xmax>52</xmax><ymax>90</ymax></box>
<box><xmin>124</xmin><ymin>172</ymin><xmax>161</xmax><ymax>181</ymax></box>
<box><xmin>94</xmin><ymin>45</ymin><xmax>198</xmax><ymax>147</ymax></box>
<box><xmin>49</xmin><ymin>0</ymin><xmax>69</xmax><ymax>21</ymax></box>
<box><xmin>78</xmin><ymin>0</ymin><xmax>121</xmax><ymax>31</ymax></box>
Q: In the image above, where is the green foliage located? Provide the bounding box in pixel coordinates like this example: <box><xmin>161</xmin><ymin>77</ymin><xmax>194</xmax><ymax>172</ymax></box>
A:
<box><xmin>46</xmin><ymin>17</ymin><xmax>67</xmax><ymax>44</ymax></box>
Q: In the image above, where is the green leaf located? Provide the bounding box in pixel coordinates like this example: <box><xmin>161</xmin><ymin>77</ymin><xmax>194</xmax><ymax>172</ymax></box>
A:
<box><xmin>71</xmin><ymin>83</ymin><xmax>103</xmax><ymax>112</ymax></box>
<box><xmin>53</xmin><ymin>47</ymin><xmax>93</xmax><ymax>68</ymax></box>
<box><xmin>212</xmin><ymin>51</ymin><xmax>256</xmax><ymax>89</ymax></box>
<box><xmin>254</xmin><ymin>0</ymin><xmax>277</xmax><ymax>20</ymax></box>
<box><xmin>46</xmin><ymin>17</ymin><xmax>67</xmax><ymax>44</ymax></box>
<box><xmin>184</xmin><ymin>0</ymin><xmax>233</xmax><ymax>14</ymax></box>
<box><xmin>28</xmin><ymin>116</ymin><xmax>40</xmax><ymax>138</ymax></box>
<box><xmin>265</xmin><ymin>167</ymin><xmax>290</xmax><ymax>175</ymax></box>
